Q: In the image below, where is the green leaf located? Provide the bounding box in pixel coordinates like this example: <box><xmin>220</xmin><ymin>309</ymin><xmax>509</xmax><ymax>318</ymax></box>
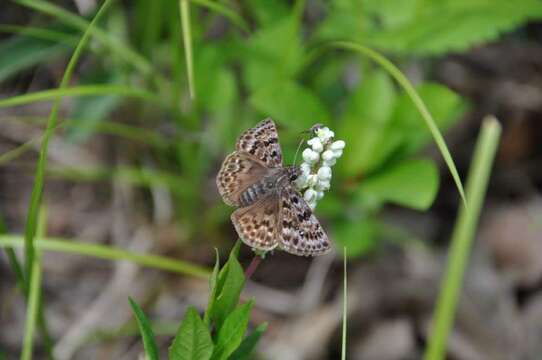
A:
<box><xmin>390</xmin><ymin>83</ymin><xmax>467</xmax><ymax>156</ymax></box>
<box><xmin>128</xmin><ymin>298</ymin><xmax>160</xmax><ymax>360</ymax></box>
<box><xmin>368</xmin><ymin>0</ymin><xmax>542</xmax><ymax>55</ymax></box>
<box><xmin>337</xmin><ymin>70</ymin><xmax>396</xmax><ymax>176</ymax></box>
<box><xmin>169</xmin><ymin>307</ymin><xmax>214</xmax><ymax>360</ymax></box>
<box><xmin>333</xmin><ymin>218</ymin><xmax>379</xmax><ymax>258</ymax></box>
<box><xmin>211</xmin><ymin>300</ymin><xmax>254</xmax><ymax>360</ymax></box>
<box><xmin>360</xmin><ymin>158</ymin><xmax>439</xmax><ymax>210</ymax></box>
<box><xmin>250</xmin><ymin>81</ymin><xmax>331</xmax><ymax>132</ymax></box>
<box><xmin>209</xmin><ymin>243</ymin><xmax>245</xmax><ymax>329</ymax></box>
<box><xmin>229</xmin><ymin>322</ymin><xmax>268</xmax><ymax>360</ymax></box>
<box><xmin>243</xmin><ymin>16</ymin><xmax>303</xmax><ymax>91</ymax></box>
<box><xmin>203</xmin><ymin>249</ymin><xmax>220</xmax><ymax>326</ymax></box>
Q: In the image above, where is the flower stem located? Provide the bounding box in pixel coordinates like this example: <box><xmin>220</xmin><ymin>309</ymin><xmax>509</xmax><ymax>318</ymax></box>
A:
<box><xmin>244</xmin><ymin>254</ymin><xmax>264</xmax><ymax>280</ymax></box>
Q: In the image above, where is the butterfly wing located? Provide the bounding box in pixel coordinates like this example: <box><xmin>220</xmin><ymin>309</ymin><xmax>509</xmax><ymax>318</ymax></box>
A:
<box><xmin>216</xmin><ymin>151</ymin><xmax>269</xmax><ymax>206</ymax></box>
<box><xmin>231</xmin><ymin>194</ymin><xmax>280</xmax><ymax>251</ymax></box>
<box><xmin>236</xmin><ymin>118</ymin><xmax>283</xmax><ymax>168</ymax></box>
<box><xmin>278</xmin><ymin>184</ymin><xmax>331</xmax><ymax>256</ymax></box>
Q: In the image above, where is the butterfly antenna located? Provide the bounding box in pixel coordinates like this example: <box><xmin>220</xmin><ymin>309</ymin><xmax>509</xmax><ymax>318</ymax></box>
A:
<box><xmin>293</xmin><ymin>137</ymin><xmax>305</xmax><ymax>166</ymax></box>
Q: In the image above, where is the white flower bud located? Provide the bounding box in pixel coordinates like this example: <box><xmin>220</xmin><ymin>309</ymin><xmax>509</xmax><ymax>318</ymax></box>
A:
<box><xmin>323</xmin><ymin>158</ymin><xmax>336</xmax><ymax>166</ymax></box>
<box><xmin>304</xmin><ymin>188</ymin><xmax>317</xmax><ymax>203</ymax></box>
<box><xmin>307</xmin><ymin>138</ymin><xmax>324</xmax><ymax>153</ymax></box>
<box><xmin>302</xmin><ymin>148</ymin><xmax>319</xmax><ymax>164</ymax></box>
<box><xmin>316</xmin><ymin>127</ymin><xmax>334</xmax><ymax>144</ymax></box>
<box><xmin>295</xmin><ymin>172</ymin><xmax>308</xmax><ymax>189</ymax></box>
<box><xmin>330</xmin><ymin>140</ymin><xmax>345</xmax><ymax>150</ymax></box>
<box><xmin>317</xmin><ymin>166</ymin><xmax>332</xmax><ymax>181</ymax></box>
<box><xmin>322</xmin><ymin>150</ymin><xmax>336</xmax><ymax>162</ymax></box>
<box><xmin>308</xmin><ymin>201</ymin><xmax>316</xmax><ymax>210</ymax></box>
<box><xmin>316</xmin><ymin>180</ymin><xmax>331</xmax><ymax>191</ymax></box>
<box><xmin>332</xmin><ymin>149</ymin><xmax>343</xmax><ymax>158</ymax></box>
<box><xmin>316</xmin><ymin>191</ymin><xmax>325</xmax><ymax>200</ymax></box>
<box><xmin>300</xmin><ymin>162</ymin><xmax>311</xmax><ymax>176</ymax></box>
<box><xmin>306</xmin><ymin>174</ymin><xmax>318</xmax><ymax>187</ymax></box>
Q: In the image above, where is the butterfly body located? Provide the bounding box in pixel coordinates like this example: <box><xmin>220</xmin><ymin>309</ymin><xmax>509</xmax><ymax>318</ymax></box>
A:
<box><xmin>239</xmin><ymin>166</ymin><xmax>300</xmax><ymax>207</ymax></box>
<box><xmin>216</xmin><ymin>119</ymin><xmax>331</xmax><ymax>257</ymax></box>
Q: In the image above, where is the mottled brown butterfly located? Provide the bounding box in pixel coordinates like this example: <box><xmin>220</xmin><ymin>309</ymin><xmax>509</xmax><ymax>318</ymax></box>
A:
<box><xmin>216</xmin><ymin>118</ymin><xmax>330</xmax><ymax>256</ymax></box>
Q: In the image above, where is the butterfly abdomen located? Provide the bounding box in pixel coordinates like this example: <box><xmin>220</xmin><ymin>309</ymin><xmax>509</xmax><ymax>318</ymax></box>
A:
<box><xmin>239</xmin><ymin>180</ymin><xmax>272</xmax><ymax>207</ymax></box>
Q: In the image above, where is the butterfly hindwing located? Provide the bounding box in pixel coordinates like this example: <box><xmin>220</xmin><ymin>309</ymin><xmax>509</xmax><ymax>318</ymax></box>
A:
<box><xmin>216</xmin><ymin>151</ymin><xmax>269</xmax><ymax>206</ymax></box>
<box><xmin>231</xmin><ymin>194</ymin><xmax>280</xmax><ymax>251</ymax></box>
<box><xmin>278</xmin><ymin>184</ymin><xmax>331</xmax><ymax>256</ymax></box>
<box><xmin>236</xmin><ymin>118</ymin><xmax>283</xmax><ymax>168</ymax></box>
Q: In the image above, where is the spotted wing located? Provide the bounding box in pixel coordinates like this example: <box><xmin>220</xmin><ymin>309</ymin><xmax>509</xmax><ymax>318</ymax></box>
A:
<box><xmin>278</xmin><ymin>184</ymin><xmax>331</xmax><ymax>256</ymax></box>
<box><xmin>236</xmin><ymin>118</ymin><xmax>283</xmax><ymax>168</ymax></box>
<box><xmin>216</xmin><ymin>151</ymin><xmax>269</xmax><ymax>206</ymax></box>
<box><xmin>231</xmin><ymin>194</ymin><xmax>280</xmax><ymax>251</ymax></box>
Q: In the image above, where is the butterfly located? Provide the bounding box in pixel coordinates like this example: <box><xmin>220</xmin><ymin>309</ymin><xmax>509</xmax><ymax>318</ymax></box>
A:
<box><xmin>216</xmin><ymin>118</ymin><xmax>331</xmax><ymax>256</ymax></box>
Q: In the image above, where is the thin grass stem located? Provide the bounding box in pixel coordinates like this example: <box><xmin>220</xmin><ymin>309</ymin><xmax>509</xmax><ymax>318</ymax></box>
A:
<box><xmin>423</xmin><ymin>116</ymin><xmax>501</xmax><ymax>360</ymax></box>
<box><xmin>341</xmin><ymin>247</ymin><xmax>347</xmax><ymax>360</ymax></box>
<box><xmin>21</xmin><ymin>250</ymin><xmax>43</xmax><ymax>360</ymax></box>
<box><xmin>179</xmin><ymin>0</ymin><xmax>196</xmax><ymax>99</ymax></box>
<box><xmin>22</xmin><ymin>0</ymin><xmax>114</xmax><ymax>287</ymax></box>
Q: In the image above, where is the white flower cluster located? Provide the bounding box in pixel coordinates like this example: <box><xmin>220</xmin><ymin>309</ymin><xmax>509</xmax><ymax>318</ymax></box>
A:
<box><xmin>295</xmin><ymin>126</ymin><xmax>345</xmax><ymax>210</ymax></box>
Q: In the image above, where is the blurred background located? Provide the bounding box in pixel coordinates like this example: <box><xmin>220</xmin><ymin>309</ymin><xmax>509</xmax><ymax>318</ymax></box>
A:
<box><xmin>1</xmin><ymin>0</ymin><xmax>542</xmax><ymax>359</ymax></box>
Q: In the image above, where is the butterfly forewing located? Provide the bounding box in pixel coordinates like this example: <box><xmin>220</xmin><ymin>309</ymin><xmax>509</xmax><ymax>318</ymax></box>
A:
<box><xmin>236</xmin><ymin>118</ymin><xmax>283</xmax><ymax>168</ymax></box>
<box><xmin>216</xmin><ymin>152</ymin><xmax>270</xmax><ymax>206</ymax></box>
<box><xmin>278</xmin><ymin>184</ymin><xmax>331</xmax><ymax>256</ymax></box>
<box><xmin>231</xmin><ymin>194</ymin><xmax>280</xmax><ymax>251</ymax></box>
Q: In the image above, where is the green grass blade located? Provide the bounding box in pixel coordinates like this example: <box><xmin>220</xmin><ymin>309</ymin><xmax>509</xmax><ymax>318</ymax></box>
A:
<box><xmin>0</xmin><ymin>24</ymin><xmax>78</xmax><ymax>46</ymax></box>
<box><xmin>341</xmin><ymin>247</ymin><xmax>347</xmax><ymax>360</ymax></box>
<box><xmin>128</xmin><ymin>298</ymin><xmax>160</xmax><ymax>360</ymax></box>
<box><xmin>0</xmin><ymin>235</ymin><xmax>210</xmax><ymax>279</ymax></box>
<box><xmin>310</xmin><ymin>41</ymin><xmax>467</xmax><ymax>207</ymax></box>
<box><xmin>423</xmin><ymin>116</ymin><xmax>501</xmax><ymax>360</ymax></box>
<box><xmin>13</xmin><ymin>0</ymin><xmax>153</xmax><ymax>77</ymax></box>
<box><xmin>1</xmin><ymin>217</ymin><xmax>54</xmax><ymax>360</ymax></box>
<box><xmin>21</xmin><ymin>249</ymin><xmax>43</xmax><ymax>360</ymax></box>
<box><xmin>0</xmin><ymin>85</ymin><xmax>165</xmax><ymax>109</ymax></box>
<box><xmin>179</xmin><ymin>0</ymin><xmax>196</xmax><ymax>99</ymax></box>
<box><xmin>190</xmin><ymin>0</ymin><xmax>249</xmax><ymax>32</ymax></box>
<box><xmin>22</xmin><ymin>0</ymin><xmax>114</xmax><ymax>285</ymax></box>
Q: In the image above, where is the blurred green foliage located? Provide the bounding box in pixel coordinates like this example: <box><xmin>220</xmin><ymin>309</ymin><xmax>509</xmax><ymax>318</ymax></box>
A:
<box><xmin>1</xmin><ymin>0</ymin><xmax>541</xmax><ymax>257</ymax></box>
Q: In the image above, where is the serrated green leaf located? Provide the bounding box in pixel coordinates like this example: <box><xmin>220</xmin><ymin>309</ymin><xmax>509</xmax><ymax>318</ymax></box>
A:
<box><xmin>360</xmin><ymin>158</ymin><xmax>439</xmax><ymax>210</ymax></box>
<box><xmin>250</xmin><ymin>81</ymin><xmax>330</xmax><ymax>132</ymax></box>
<box><xmin>209</xmin><ymin>243</ymin><xmax>245</xmax><ymax>330</ymax></box>
<box><xmin>337</xmin><ymin>70</ymin><xmax>396</xmax><ymax>176</ymax></box>
<box><xmin>203</xmin><ymin>249</ymin><xmax>220</xmax><ymax>326</ymax></box>
<box><xmin>211</xmin><ymin>300</ymin><xmax>254</xmax><ymax>360</ymax></box>
<box><xmin>229</xmin><ymin>322</ymin><xmax>268</xmax><ymax>360</ymax></box>
<box><xmin>368</xmin><ymin>0</ymin><xmax>542</xmax><ymax>55</ymax></box>
<box><xmin>169</xmin><ymin>307</ymin><xmax>214</xmax><ymax>360</ymax></box>
<box><xmin>128</xmin><ymin>298</ymin><xmax>159</xmax><ymax>360</ymax></box>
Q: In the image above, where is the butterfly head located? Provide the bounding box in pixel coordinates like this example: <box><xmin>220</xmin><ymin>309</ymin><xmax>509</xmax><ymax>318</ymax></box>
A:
<box><xmin>284</xmin><ymin>165</ymin><xmax>301</xmax><ymax>183</ymax></box>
